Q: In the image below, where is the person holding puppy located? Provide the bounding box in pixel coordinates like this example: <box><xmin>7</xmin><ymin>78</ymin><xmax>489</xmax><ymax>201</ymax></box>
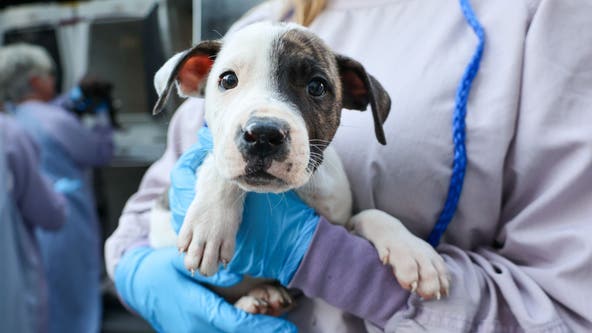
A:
<box><xmin>106</xmin><ymin>0</ymin><xmax>592</xmax><ymax>332</ymax></box>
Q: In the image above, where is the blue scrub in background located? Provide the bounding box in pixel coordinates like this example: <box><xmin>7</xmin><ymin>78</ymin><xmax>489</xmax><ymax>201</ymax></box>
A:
<box><xmin>0</xmin><ymin>125</ymin><xmax>43</xmax><ymax>333</ymax></box>
<box><xmin>12</xmin><ymin>101</ymin><xmax>113</xmax><ymax>333</ymax></box>
<box><xmin>0</xmin><ymin>114</ymin><xmax>68</xmax><ymax>333</ymax></box>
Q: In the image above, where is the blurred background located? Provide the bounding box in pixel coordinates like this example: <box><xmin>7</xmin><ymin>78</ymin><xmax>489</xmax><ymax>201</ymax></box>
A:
<box><xmin>0</xmin><ymin>0</ymin><xmax>262</xmax><ymax>332</ymax></box>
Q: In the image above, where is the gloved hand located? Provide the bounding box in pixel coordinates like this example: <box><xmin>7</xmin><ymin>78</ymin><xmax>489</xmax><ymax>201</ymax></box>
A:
<box><xmin>115</xmin><ymin>246</ymin><xmax>297</xmax><ymax>333</ymax></box>
<box><xmin>228</xmin><ymin>191</ymin><xmax>320</xmax><ymax>285</ymax></box>
<box><xmin>65</xmin><ymin>76</ymin><xmax>120</xmax><ymax>127</ymax></box>
<box><xmin>169</xmin><ymin>126</ymin><xmax>320</xmax><ymax>286</ymax></box>
<box><xmin>169</xmin><ymin>126</ymin><xmax>244</xmax><ymax>283</ymax></box>
<box><xmin>53</xmin><ymin>178</ymin><xmax>81</xmax><ymax>193</ymax></box>
<box><xmin>66</xmin><ymin>86</ymin><xmax>87</xmax><ymax>114</ymax></box>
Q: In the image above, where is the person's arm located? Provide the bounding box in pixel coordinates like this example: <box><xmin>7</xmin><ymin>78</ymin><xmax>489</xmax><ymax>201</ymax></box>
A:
<box><xmin>289</xmin><ymin>218</ymin><xmax>407</xmax><ymax>328</ymax></box>
<box><xmin>4</xmin><ymin>119</ymin><xmax>66</xmax><ymax>230</ymax></box>
<box><xmin>104</xmin><ymin>98</ymin><xmax>205</xmax><ymax>279</ymax></box>
<box><xmin>43</xmin><ymin>107</ymin><xmax>113</xmax><ymax>167</ymax></box>
<box><xmin>291</xmin><ymin>1</ymin><xmax>592</xmax><ymax>332</ymax></box>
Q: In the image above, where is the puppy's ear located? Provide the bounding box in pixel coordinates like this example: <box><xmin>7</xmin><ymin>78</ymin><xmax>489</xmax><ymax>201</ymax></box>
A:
<box><xmin>335</xmin><ymin>54</ymin><xmax>391</xmax><ymax>145</ymax></box>
<box><xmin>153</xmin><ymin>40</ymin><xmax>222</xmax><ymax>115</ymax></box>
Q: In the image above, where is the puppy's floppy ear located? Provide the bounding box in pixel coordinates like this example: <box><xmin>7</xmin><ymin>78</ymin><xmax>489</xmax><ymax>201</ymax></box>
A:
<box><xmin>335</xmin><ymin>54</ymin><xmax>391</xmax><ymax>145</ymax></box>
<box><xmin>153</xmin><ymin>40</ymin><xmax>222</xmax><ymax>115</ymax></box>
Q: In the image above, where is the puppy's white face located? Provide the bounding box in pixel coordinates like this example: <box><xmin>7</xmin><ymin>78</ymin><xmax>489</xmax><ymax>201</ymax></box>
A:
<box><xmin>205</xmin><ymin>23</ymin><xmax>341</xmax><ymax>192</ymax></box>
<box><xmin>153</xmin><ymin>21</ymin><xmax>391</xmax><ymax>193</ymax></box>
<box><xmin>204</xmin><ymin>23</ymin><xmax>320</xmax><ymax>193</ymax></box>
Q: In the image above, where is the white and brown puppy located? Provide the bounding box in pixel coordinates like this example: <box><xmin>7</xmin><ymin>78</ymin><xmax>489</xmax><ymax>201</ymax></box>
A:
<box><xmin>150</xmin><ymin>21</ymin><xmax>449</xmax><ymax>315</ymax></box>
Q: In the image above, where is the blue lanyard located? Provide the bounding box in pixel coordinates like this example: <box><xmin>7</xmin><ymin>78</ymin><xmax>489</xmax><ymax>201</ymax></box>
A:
<box><xmin>427</xmin><ymin>0</ymin><xmax>486</xmax><ymax>247</ymax></box>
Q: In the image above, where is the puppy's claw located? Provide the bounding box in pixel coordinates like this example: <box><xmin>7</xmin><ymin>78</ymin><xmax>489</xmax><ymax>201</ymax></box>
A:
<box><xmin>221</xmin><ymin>259</ymin><xmax>229</xmax><ymax>269</ymax></box>
<box><xmin>436</xmin><ymin>291</ymin><xmax>441</xmax><ymax>300</ymax></box>
<box><xmin>410</xmin><ymin>281</ymin><xmax>418</xmax><ymax>293</ymax></box>
<box><xmin>381</xmin><ymin>249</ymin><xmax>391</xmax><ymax>265</ymax></box>
<box><xmin>190</xmin><ymin>269</ymin><xmax>195</xmax><ymax>277</ymax></box>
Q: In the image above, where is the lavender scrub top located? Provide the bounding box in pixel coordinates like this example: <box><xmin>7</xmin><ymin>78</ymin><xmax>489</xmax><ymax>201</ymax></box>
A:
<box><xmin>1</xmin><ymin>114</ymin><xmax>67</xmax><ymax>333</ymax></box>
<box><xmin>106</xmin><ymin>0</ymin><xmax>592</xmax><ymax>332</ymax></box>
<box><xmin>11</xmin><ymin>100</ymin><xmax>113</xmax><ymax>333</ymax></box>
<box><xmin>0</xmin><ymin>113</ymin><xmax>66</xmax><ymax>231</ymax></box>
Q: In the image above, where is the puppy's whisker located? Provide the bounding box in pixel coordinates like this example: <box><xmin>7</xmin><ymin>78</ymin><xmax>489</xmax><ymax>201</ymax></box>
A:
<box><xmin>337</xmin><ymin>124</ymin><xmax>362</xmax><ymax>129</ymax></box>
<box><xmin>304</xmin><ymin>175</ymin><xmax>320</xmax><ymax>193</ymax></box>
<box><xmin>211</xmin><ymin>29</ymin><xmax>224</xmax><ymax>39</ymax></box>
<box><xmin>309</xmin><ymin>153</ymin><xmax>335</xmax><ymax>170</ymax></box>
<box><xmin>308</xmin><ymin>150</ymin><xmax>339</xmax><ymax>170</ymax></box>
<box><xmin>279</xmin><ymin>192</ymin><xmax>288</xmax><ymax>207</ymax></box>
<box><xmin>229</xmin><ymin>190</ymin><xmax>246</xmax><ymax>208</ymax></box>
<box><xmin>265</xmin><ymin>193</ymin><xmax>275</xmax><ymax>213</ymax></box>
<box><xmin>308</xmin><ymin>139</ymin><xmax>331</xmax><ymax>144</ymax></box>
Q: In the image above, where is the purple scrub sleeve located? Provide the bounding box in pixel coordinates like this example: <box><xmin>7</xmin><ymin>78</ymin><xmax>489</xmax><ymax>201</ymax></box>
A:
<box><xmin>289</xmin><ymin>218</ymin><xmax>407</xmax><ymax>328</ymax></box>
<box><xmin>2</xmin><ymin>115</ymin><xmax>66</xmax><ymax>230</ymax></box>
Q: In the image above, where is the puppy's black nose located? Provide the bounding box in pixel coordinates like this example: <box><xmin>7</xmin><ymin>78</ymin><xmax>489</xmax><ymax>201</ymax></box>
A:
<box><xmin>241</xmin><ymin>119</ymin><xmax>288</xmax><ymax>158</ymax></box>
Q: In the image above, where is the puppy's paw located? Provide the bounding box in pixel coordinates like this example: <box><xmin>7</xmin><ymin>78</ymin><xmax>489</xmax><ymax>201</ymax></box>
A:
<box><xmin>177</xmin><ymin>200</ymin><xmax>239</xmax><ymax>276</ymax></box>
<box><xmin>350</xmin><ymin>209</ymin><xmax>450</xmax><ymax>300</ymax></box>
<box><xmin>235</xmin><ymin>284</ymin><xmax>294</xmax><ymax>317</ymax></box>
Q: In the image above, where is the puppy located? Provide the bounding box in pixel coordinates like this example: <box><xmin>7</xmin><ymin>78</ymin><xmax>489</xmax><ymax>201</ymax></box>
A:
<box><xmin>150</xmin><ymin>21</ymin><xmax>449</xmax><ymax>315</ymax></box>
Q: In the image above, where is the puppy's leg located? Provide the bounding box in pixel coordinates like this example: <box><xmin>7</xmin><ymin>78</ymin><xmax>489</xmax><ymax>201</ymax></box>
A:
<box><xmin>350</xmin><ymin>209</ymin><xmax>450</xmax><ymax>300</ymax></box>
<box><xmin>177</xmin><ymin>155</ymin><xmax>245</xmax><ymax>276</ymax></box>
<box><xmin>234</xmin><ymin>284</ymin><xmax>294</xmax><ymax>317</ymax></box>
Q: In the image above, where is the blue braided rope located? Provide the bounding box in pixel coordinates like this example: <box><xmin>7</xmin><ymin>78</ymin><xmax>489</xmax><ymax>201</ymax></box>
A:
<box><xmin>427</xmin><ymin>0</ymin><xmax>485</xmax><ymax>247</ymax></box>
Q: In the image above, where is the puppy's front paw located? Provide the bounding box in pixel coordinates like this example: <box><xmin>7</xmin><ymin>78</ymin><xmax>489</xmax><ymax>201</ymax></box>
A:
<box><xmin>234</xmin><ymin>284</ymin><xmax>294</xmax><ymax>317</ymax></box>
<box><xmin>350</xmin><ymin>209</ymin><xmax>450</xmax><ymax>300</ymax></box>
<box><xmin>177</xmin><ymin>201</ymin><xmax>239</xmax><ymax>276</ymax></box>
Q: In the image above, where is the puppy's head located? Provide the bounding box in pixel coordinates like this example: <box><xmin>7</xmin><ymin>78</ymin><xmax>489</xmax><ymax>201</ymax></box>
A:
<box><xmin>154</xmin><ymin>22</ymin><xmax>391</xmax><ymax>193</ymax></box>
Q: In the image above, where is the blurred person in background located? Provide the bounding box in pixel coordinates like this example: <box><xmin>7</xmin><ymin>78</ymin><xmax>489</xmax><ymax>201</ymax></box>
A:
<box><xmin>0</xmin><ymin>43</ymin><xmax>114</xmax><ymax>333</ymax></box>
<box><xmin>0</xmin><ymin>113</ymin><xmax>67</xmax><ymax>333</ymax></box>
<box><xmin>106</xmin><ymin>0</ymin><xmax>592</xmax><ymax>332</ymax></box>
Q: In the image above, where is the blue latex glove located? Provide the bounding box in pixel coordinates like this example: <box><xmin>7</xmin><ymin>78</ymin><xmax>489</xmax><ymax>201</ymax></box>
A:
<box><xmin>67</xmin><ymin>86</ymin><xmax>110</xmax><ymax>115</ymax></box>
<box><xmin>169</xmin><ymin>126</ymin><xmax>320</xmax><ymax>286</ymax></box>
<box><xmin>115</xmin><ymin>246</ymin><xmax>297</xmax><ymax>333</ymax></box>
<box><xmin>229</xmin><ymin>191</ymin><xmax>319</xmax><ymax>285</ymax></box>
<box><xmin>53</xmin><ymin>178</ymin><xmax>82</xmax><ymax>193</ymax></box>
<box><xmin>67</xmin><ymin>86</ymin><xmax>89</xmax><ymax>114</ymax></box>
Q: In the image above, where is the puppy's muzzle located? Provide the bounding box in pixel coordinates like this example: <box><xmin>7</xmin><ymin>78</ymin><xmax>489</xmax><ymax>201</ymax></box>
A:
<box><xmin>236</xmin><ymin>117</ymin><xmax>291</xmax><ymax>182</ymax></box>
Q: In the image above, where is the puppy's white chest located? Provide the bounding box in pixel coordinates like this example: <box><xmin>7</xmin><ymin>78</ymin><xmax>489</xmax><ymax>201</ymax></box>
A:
<box><xmin>296</xmin><ymin>146</ymin><xmax>353</xmax><ymax>226</ymax></box>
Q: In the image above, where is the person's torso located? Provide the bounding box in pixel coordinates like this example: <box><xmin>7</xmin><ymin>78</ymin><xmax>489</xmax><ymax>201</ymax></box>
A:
<box><xmin>13</xmin><ymin>101</ymin><xmax>83</xmax><ymax>181</ymax></box>
<box><xmin>306</xmin><ymin>0</ymin><xmax>530</xmax><ymax>249</ymax></box>
<box><xmin>12</xmin><ymin>101</ymin><xmax>99</xmax><ymax>236</ymax></box>
<box><xmin>0</xmin><ymin>115</ymin><xmax>47</xmax><ymax>333</ymax></box>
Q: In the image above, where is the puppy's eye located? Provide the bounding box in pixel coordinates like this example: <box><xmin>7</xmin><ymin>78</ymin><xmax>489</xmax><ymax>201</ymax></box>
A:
<box><xmin>307</xmin><ymin>78</ymin><xmax>327</xmax><ymax>97</ymax></box>
<box><xmin>219</xmin><ymin>71</ymin><xmax>238</xmax><ymax>90</ymax></box>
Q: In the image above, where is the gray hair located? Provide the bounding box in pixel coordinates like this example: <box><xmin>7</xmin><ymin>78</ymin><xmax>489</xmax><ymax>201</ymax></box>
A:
<box><xmin>0</xmin><ymin>43</ymin><xmax>56</xmax><ymax>102</ymax></box>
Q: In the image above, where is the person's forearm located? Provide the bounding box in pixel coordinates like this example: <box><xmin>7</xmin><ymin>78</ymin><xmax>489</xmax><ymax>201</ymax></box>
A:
<box><xmin>288</xmin><ymin>218</ymin><xmax>407</xmax><ymax>329</ymax></box>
